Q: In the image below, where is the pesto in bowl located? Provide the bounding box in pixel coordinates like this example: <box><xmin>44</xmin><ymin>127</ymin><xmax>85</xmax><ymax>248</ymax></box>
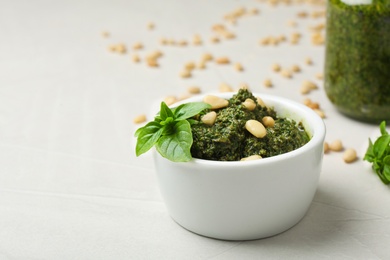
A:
<box><xmin>191</xmin><ymin>89</ymin><xmax>310</xmax><ymax>161</ymax></box>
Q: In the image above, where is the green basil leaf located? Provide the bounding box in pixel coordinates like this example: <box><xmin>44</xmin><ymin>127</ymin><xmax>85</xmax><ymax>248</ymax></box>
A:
<box><xmin>135</xmin><ymin>121</ymin><xmax>163</xmax><ymax>156</ymax></box>
<box><xmin>383</xmin><ymin>155</ymin><xmax>390</xmax><ymax>181</ymax></box>
<box><xmin>160</xmin><ymin>102</ymin><xmax>174</xmax><ymax>121</ymax></box>
<box><xmin>155</xmin><ymin>120</ymin><xmax>193</xmax><ymax>162</ymax></box>
<box><xmin>174</xmin><ymin>102</ymin><xmax>211</xmax><ymax>121</ymax></box>
<box><xmin>373</xmin><ymin>135</ymin><xmax>390</xmax><ymax>159</ymax></box>
<box><xmin>364</xmin><ymin>138</ymin><xmax>375</xmax><ymax>162</ymax></box>
<box><xmin>379</xmin><ymin>121</ymin><xmax>388</xmax><ymax>136</ymax></box>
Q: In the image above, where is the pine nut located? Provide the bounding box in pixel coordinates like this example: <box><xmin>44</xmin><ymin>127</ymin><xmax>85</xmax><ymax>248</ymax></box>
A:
<box><xmin>133</xmin><ymin>42</ymin><xmax>143</xmax><ymax>50</ymax></box>
<box><xmin>291</xmin><ymin>64</ymin><xmax>301</xmax><ymax>73</ymax></box>
<box><xmin>324</xmin><ymin>142</ymin><xmax>329</xmax><ymax>153</ymax></box>
<box><xmin>235</xmin><ymin>62</ymin><xmax>243</xmax><ymax>71</ymax></box>
<box><xmin>305</xmin><ymin>57</ymin><xmax>313</xmax><ymax>65</ymax></box>
<box><xmin>314</xmin><ymin>109</ymin><xmax>326</xmax><ymax>118</ymax></box>
<box><xmin>281</xmin><ymin>69</ymin><xmax>292</xmax><ymax>78</ymax></box>
<box><xmin>202</xmin><ymin>53</ymin><xmax>213</xmax><ymax>62</ymax></box>
<box><xmin>262</xmin><ymin>116</ymin><xmax>275</xmax><ymax>127</ymax></box>
<box><xmin>197</xmin><ymin>61</ymin><xmax>206</xmax><ymax>69</ymax></box>
<box><xmin>187</xmin><ymin>86</ymin><xmax>201</xmax><ymax>94</ymax></box>
<box><xmin>343</xmin><ymin>148</ymin><xmax>357</xmax><ymax>163</ymax></box>
<box><xmin>256</xmin><ymin>97</ymin><xmax>266</xmax><ymax>107</ymax></box>
<box><xmin>240</xmin><ymin>155</ymin><xmax>262</xmax><ymax>161</ymax></box>
<box><xmin>316</xmin><ymin>73</ymin><xmax>324</xmax><ymax>80</ymax></box>
<box><xmin>203</xmin><ymin>95</ymin><xmax>229</xmax><ymax>109</ymax></box>
<box><xmin>201</xmin><ymin>111</ymin><xmax>217</xmax><ymax>125</ymax></box>
<box><xmin>185</xmin><ymin>62</ymin><xmax>196</xmax><ymax>71</ymax></box>
<box><xmin>219</xmin><ymin>83</ymin><xmax>233</xmax><ymax>92</ymax></box>
<box><xmin>101</xmin><ymin>31</ymin><xmax>110</xmax><ymax>38</ymax></box>
<box><xmin>216</xmin><ymin>57</ymin><xmax>230</xmax><ymax>64</ymax></box>
<box><xmin>132</xmin><ymin>54</ymin><xmax>141</xmax><ymax>63</ymax></box>
<box><xmin>133</xmin><ymin>114</ymin><xmax>147</xmax><ymax>124</ymax></box>
<box><xmin>263</xmin><ymin>78</ymin><xmax>273</xmax><ymax>88</ymax></box>
<box><xmin>272</xmin><ymin>63</ymin><xmax>281</xmax><ymax>72</ymax></box>
<box><xmin>180</xmin><ymin>70</ymin><xmax>191</xmax><ymax>78</ymax></box>
<box><xmin>147</xmin><ymin>22</ymin><xmax>155</xmax><ymax>30</ymax></box>
<box><xmin>329</xmin><ymin>139</ymin><xmax>343</xmax><ymax>152</ymax></box>
<box><xmin>246</xmin><ymin>120</ymin><xmax>267</xmax><ymax>138</ymax></box>
<box><xmin>243</xmin><ymin>98</ymin><xmax>256</xmax><ymax>111</ymax></box>
<box><xmin>164</xmin><ymin>96</ymin><xmax>177</xmax><ymax>106</ymax></box>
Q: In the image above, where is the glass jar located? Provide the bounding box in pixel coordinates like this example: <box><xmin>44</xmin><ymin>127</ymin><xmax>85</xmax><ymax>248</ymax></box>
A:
<box><xmin>324</xmin><ymin>0</ymin><xmax>390</xmax><ymax>123</ymax></box>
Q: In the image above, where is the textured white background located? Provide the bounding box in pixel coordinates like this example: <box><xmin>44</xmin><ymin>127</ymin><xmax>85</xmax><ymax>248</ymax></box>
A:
<box><xmin>0</xmin><ymin>0</ymin><xmax>389</xmax><ymax>259</ymax></box>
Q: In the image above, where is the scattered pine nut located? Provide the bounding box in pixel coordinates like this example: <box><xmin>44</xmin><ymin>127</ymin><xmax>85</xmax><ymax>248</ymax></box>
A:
<box><xmin>197</xmin><ymin>61</ymin><xmax>206</xmax><ymax>69</ymax></box>
<box><xmin>185</xmin><ymin>62</ymin><xmax>196</xmax><ymax>71</ymax></box>
<box><xmin>177</xmin><ymin>93</ymin><xmax>192</xmax><ymax>101</ymax></box>
<box><xmin>178</xmin><ymin>40</ymin><xmax>188</xmax><ymax>46</ymax></box>
<box><xmin>101</xmin><ymin>31</ymin><xmax>110</xmax><ymax>38</ymax></box>
<box><xmin>263</xmin><ymin>78</ymin><xmax>273</xmax><ymax>88</ymax></box>
<box><xmin>256</xmin><ymin>96</ymin><xmax>266</xmax><ymax>107</ymax></box>
<box><xmin>287</xmin><ymin>20</ymin><xmax>297</xmax><ymax>27</ymax></box>
<box><xmin>147</xmin><ymin>22</ymin><xmax>155</xmax><ymax>30</ymax></box>
<box><xmin>210</xmin><ymin>36</ymin><xmax>220</xmax><ymax>43</ymax></box>
<box><xmin>202</xmin><ymin>53</ymin><xmax>213</xmax><ymax>62</ymax></box>
<box><xmin>314</xmin><ymin>109</ymin><xmax>326</xmax><ymax>118</ymax></box>
<box><xmin>316</xmin><ymin>72</ymin><xmax>324</xmax><ymax>80</ymax></box>
<box><xmin>239</xmin><ymin>83</ymin><xmax>250</xmax><ymax>90</ymax></box>
<box><xmin>235</xmin><ymin>62</ymin><xmax>244</xmax><ymax>71</ymax></box>
<box><xmin>216</xmin><ymin>57</ymin><xmax>230</xmax><ymax>64</ymax></box>
<box><xmin>329</xmin><ymin>139</ymin><xmax>343</xmax><ymax>152</ymax></box>
<box><xmin>133</xmin><ymin>114</ymin><xmax>147</xmax><ymax>124</ymax></box>
<box><xmin>108</xmin><ymin>43</ymin><xmax>127</xmax><ymax>54</ymax></box>
<box><xmin>297</xmin><ymin>11</ymin><xmax>308</xmax><ymax>18</ymax></box>
<box><xmin>305</xmin><ymin>57</ymin><xmax>313</xmax><ymax>65</ymax></box>
<box><xmin>324</xmin><ymin>142</ymin><xmax>330</xmax><ymax>153</ymax></box>
<box><xmin>187</xmin><ymin>86</ymin><xmax>201</xmax><ymax>94</ymax></box>
<box><xmin>291</xmin><ymin>64</ymin><xmax>301</xmax><ymax>73</ymax></box>
<box><xmin>160</xmin><ymin>37</ymin><xmax>168</xmax><ymax>45</ymax></box>
<box><xmin>281</xmin><ymin>69</ymin><xmax>292</xmax><ymax>78</ymax></box>
<box><xmin>133</xmin><ymin>42</ymin><xmax>143</xmax><ymax>50</ymax></box>
<box><xmin>272</xmin><ymin>63</ymin><xmax>281</xmax><ymax>72</ymax></box>
<box><xmin>241</xmin><ymin>155</ymin><xmax>262</xmax><ymax>161</ymax></box>
<box><xmin>343</xmin><ymin>148</ymin><xmax>358</xmax><ymax>163</ymax></box>
<box><xmin>219</xmin><ymin>83</ymin><xmax>233</xmax><ymax>92</ymax></box>
<box><xmin>132</xmin><ymin>54</ymin><xmax>141</xmax><ymax>63</ymax></box>
<box><xmin>193</xmin><ymin>34</ymin><xmax>202</xmax><ymax>45</ymax></box>
<box><xmin>164</xmin><ymin>96</ymin><xmax>177</xmax><ymax>106</ymax></box>
<box><xmin>250</xmin><ymin>8</ymin><xmax>259</xmax><ymax>15</ymax></box>
<box><xmin>180</xmin><ymin>70</ymin><xmax>191</xmax><ymax>78</ymax></box>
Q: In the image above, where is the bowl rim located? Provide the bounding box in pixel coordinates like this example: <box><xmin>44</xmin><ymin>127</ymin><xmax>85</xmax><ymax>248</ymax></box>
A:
<box><xmin>165</xmin><ymin>91</ymin><xmax>326</xmax><ymax>167</ymax></box>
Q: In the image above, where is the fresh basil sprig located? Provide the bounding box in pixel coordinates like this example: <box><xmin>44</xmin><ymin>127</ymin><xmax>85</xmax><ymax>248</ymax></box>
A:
<box><xmin>135</xmin><ymin>101</ymin><xmax>211</xmax><ymax>162</ymax></box>
<box><xmin>364</xmin><ymin>121</ymin><xmax>390</xmax><ymax>185</ymax></box>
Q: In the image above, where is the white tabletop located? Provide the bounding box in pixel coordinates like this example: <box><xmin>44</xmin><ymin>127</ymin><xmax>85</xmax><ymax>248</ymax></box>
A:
<box><xmin>1</xmin><ymin>0</ymin><xmax>389</xmax><ymax>259</ymax></box>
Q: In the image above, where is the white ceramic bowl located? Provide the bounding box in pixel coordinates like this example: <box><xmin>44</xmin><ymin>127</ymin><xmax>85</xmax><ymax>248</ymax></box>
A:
<box><xmin>153</xmin><ymin>92</ymin><xmax>326</xmax><ymax>240</ymax></box>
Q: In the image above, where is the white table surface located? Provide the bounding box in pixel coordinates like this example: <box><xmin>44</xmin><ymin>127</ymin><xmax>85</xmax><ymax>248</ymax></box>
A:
<box><xmin>1</xmin><ymin>0</ymin><xmax>389</xmax><ymax>259</ymax></box>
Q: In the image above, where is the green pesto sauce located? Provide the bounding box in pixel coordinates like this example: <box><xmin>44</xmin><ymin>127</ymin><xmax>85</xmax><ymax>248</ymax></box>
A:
<box><xmin>324</xmin><ymin>0</ymin><xmax>390</xmax><ymax>123</ymax></box>
<box><xmin>190</xmin><ymin>89</ymin><xmax>310</xmax><ymax>161</ymax></box>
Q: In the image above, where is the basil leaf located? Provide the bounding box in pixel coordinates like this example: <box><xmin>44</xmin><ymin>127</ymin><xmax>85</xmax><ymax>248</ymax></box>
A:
<box><xmin>160</xmin><ymin>102</ymin><xmax>174</xmax><ymax>121</ymax></box>
<box><xmin>380</xmin><ymin>121</ymin><xmax>388</xmax><ymax>136</ymax></box>
<box><xmin>135</xmin><ymin>121</ymin><xmax>163</xmax><ymax>156</ymax></box>
<box><xmin>155</xmin><ymin>120</ymin><xmax>193</xmax><ymax>162</ymax></box>
<box><xmin>373</xmin><ymin>135</ymin><xmax>390</xmax><ymax>159</ymax></box>
<box><xmin>174</xmin><ymin>102</ymin><xmax>211</xmax><ymax>121</ymax></box>
<box><xmin>364</xmin><ymin>138</ymin><xmax>375</xmax><ymax>162</ymax></box>
<box><xmin>383</xmin><ymin>156</ymin><xmax>390</xmax><ymax>182</ymax></box>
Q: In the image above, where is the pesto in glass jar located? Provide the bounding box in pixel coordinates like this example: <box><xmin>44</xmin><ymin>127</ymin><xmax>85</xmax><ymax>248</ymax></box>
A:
<box><xmin>324</xmin><ymin>0</ymin><xmax>390</xmax><ymax>123</ymax></box>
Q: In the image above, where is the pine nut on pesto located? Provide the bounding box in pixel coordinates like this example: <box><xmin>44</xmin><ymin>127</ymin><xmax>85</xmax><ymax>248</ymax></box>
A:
<box><xmin>324</xmin><ymin>0</ymin><xmax>390</xmax><ymax>123</ymax></box>
<box><xmin>190</xmin><ymin>89</ymin><xmax>310</xmax><ymax>161</ymax></box>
